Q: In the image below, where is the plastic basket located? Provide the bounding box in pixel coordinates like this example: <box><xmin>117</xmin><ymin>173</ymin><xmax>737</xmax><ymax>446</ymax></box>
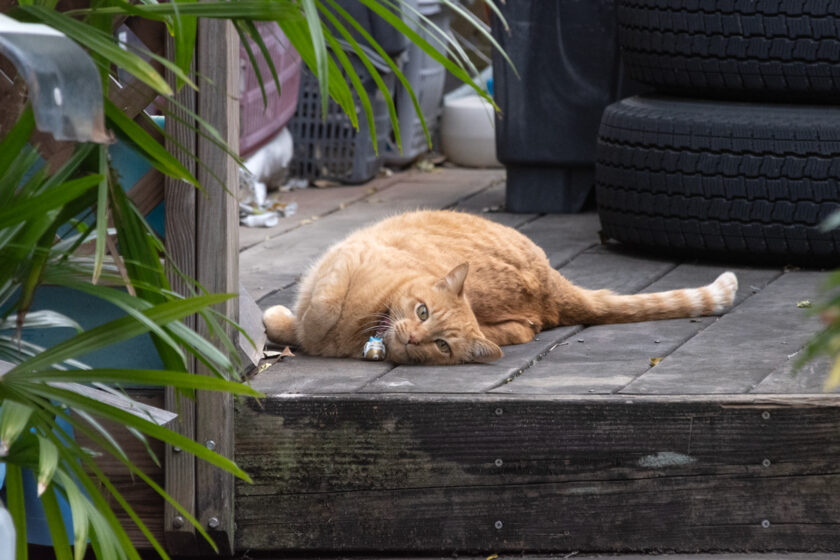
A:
<box><xmin>239</xmin><ymin>22</ymin><xmax>302</xmax><ymax>157</ymax></box>
<box><xmin>289</xmin><ymin>54</ymin><xmax>395</xmax><ymax>184</ymax></box>
<box><xmin>383</xmin><ymin>0</ymin><xmax>450</xmax><ymax>164</ymax></box>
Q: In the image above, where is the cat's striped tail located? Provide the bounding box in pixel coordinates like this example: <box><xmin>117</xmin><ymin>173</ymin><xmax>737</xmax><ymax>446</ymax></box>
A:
<box><xmin>575</xmin><ymin>272</ymin><xmax>738</xmax><ymax>325</ymax></box>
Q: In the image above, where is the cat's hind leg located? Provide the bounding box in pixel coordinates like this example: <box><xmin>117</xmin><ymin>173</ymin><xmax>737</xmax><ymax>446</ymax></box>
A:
<box><xmin>263</xmin><ymin>305</ymin><xmax>297</xmax><ymax>345</ymax></box>
<box><xmin>479</xmin><ymin>319</ymin><xmax>539</xmax><ymax>346</ymax></box>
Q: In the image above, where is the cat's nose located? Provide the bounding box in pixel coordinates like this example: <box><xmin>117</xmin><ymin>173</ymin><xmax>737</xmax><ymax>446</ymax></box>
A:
<box><xmin>408</xmin><ymin>333</ymin><xmax>420</xmax><ymax>345</ymax></box>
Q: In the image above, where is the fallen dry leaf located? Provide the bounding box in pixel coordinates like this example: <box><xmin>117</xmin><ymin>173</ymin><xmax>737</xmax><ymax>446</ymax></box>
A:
<box><xmin>797</xmin><ymin>300</ymin><xmax>812</xmax><ymax>309</ymax></box>
<box><xmin>486</xmin><ymin>555</ymin><xmax>498</xmax><ymax>560</ymax></box>
<box><xmin>649</xmin><ymin>357</ymin><xmax>664</xmax><ymax>367</ymax></box>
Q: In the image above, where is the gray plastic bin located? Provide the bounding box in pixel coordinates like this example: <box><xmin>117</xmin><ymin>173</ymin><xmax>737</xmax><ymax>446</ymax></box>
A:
<box><xmin>288</xmin><ymin>53</ymin><xmax>395</xmax><ymax>184</ymax></box>
<box><xmin>383</xmin><ymin>0</ymin><xmax>450</xmax><ymax>165</ymax></box>
<box><xmin>332</xmin><ymin>0</ymin><xmax>409</xmax><ymax>56</ymax></box>
<box><xmin>491</xmin><ymin>0</ymin><xmax>645</xmax><ymax>212</ymax></box>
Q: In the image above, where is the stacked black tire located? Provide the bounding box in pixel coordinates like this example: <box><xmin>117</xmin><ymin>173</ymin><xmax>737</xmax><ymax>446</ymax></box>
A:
<box><xmin>595</xmin><ymin>0</ymin><xmax>840</xmax><ymax>264</ymax></box>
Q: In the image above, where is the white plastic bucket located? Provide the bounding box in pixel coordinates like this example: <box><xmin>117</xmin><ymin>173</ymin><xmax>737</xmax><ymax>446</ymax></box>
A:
<box><xmin>440</xmin><ymin>95</ymin><xmax>501</xmax><ymax>168</ymax></box>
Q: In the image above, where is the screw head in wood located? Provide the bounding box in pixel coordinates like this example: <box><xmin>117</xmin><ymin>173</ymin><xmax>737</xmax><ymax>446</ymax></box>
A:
<box><xmin>494</xmin><ymin>408</ymin><xmax>503</xmax><ymax>416</ymax></box>
<box><xmin>495</xmin><ymin>458</ymin><xmax>503</xmax><ymax>467</ymax></box>
<box><xmin>205</xmin><ymin>440</ymin><xmax>216</xmax><ymax>451</ymax></box>
<box><xmin>172</xmin><ymin>446</ymin><xmax>182</xmax><ymax>453</ymax></box>
<box><xmin>172</xmin><ymin>516</ymin><xmax>185</xmax><ymax>529</ymax></box>
<box><xmin>762</xmin><ymin>458</ymin><xmax>771</xmax><ymax>468</ymax></box>
<box><xmin>494</xmin><ymin>520</ymin><xmax>503</xmax><ymax>530</ymax></box>
<box><xmin>761</xmin><ymin>519</ymin><xmax>770</xmax><ymax>528</ymax></box>
<box><xmin>761</xmin><ymin>411</ymin><xmax>771</xmax><ymax>420</ymax></box>
<box><xmin>208</xmin><ymin>516</ymin><xmax>220</xmax><ymax>529</ymax></box>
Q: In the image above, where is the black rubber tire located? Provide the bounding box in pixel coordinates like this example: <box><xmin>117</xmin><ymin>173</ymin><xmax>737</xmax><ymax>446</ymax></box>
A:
<box><xmin>617</xmin><ymin>0</ymin><xmax>840</xmax><ymax>100</ymax></box>
<box><xmin>595</xmin><ymin>95</ymin><xmax>840</xmax><ymax>264</ymax></box>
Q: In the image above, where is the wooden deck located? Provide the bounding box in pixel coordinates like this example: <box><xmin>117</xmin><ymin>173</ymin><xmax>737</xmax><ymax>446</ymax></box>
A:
<box><xmin>235</xmin><ymin>168</ymin><xmax>840</xmax><ymax>554</ymax></box>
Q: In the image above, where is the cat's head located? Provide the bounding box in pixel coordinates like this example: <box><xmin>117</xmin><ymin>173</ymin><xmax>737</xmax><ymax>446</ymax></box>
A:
<box><xmin>383</xmin><ymin>263</ymin><xmax>503</xmax><ymax>365</ymax></box>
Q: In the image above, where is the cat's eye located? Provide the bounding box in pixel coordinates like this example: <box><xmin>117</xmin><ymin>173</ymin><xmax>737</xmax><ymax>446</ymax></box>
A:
<box><xmin>416</xmin><ymin>303</ymin><xmax>429</xmax><ymax>321</ymax></box>
<box><xmin>435</xmin><ymin>339</ymin><xmax>450</xmax><ymax>354</ymax></box>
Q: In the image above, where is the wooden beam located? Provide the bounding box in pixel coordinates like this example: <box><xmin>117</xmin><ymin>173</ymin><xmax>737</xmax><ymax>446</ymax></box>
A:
<box><xmin>194</xmin><ymin>16</ymin><xmax>239</xmax><ymax>555</ymax></box>
<box><xmin>163</xmin><ymin>35</ymin><xmax>199</xmax><ymax>554</ymax></box>
<box><xmin>127</xmin><ymin>169</ymin><xmax>164</xmax><ymax>216</ymax></box>
<box><xmin>235</xmin><ymin>394</ymin><xmax>840</xmax><ymax>552</ymax></box>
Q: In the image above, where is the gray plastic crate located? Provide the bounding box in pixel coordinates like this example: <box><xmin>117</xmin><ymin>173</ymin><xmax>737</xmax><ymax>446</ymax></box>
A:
<box><xmin>383</xmin><ymin>0</ymin><xmax>450</xmax><ymax>165</ymax></box>
<box><xmin>289</xmin><ymin>53</ymin><xmax>396</xmax><ymax>184</ymax></box>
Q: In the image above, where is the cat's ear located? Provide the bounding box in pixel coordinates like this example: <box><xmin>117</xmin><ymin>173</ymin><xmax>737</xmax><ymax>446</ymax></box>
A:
<box><xmin>467</xmin><ymin>337</ymin><xmax>503</xmax><ymax>363</ymax></box>
<box><xmin>436</xmin><ymin>263</ymin><xmax>469</xmax><ymax>296</ymax></box>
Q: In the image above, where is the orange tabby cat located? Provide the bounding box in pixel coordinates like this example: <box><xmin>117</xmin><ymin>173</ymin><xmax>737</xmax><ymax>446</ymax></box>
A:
<box><xmin>263</xmin><ymin>210</ymin><xmax>738</xmax><ymax>364</ymax></box>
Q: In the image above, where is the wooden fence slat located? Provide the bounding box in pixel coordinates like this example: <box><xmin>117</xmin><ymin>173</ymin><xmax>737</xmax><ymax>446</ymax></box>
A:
<box><xmin>194</xmin><ymin>17</ymin><xmax>239</xmax><ymax>555</ymax></box>
<box><xmin>163</xmin><ymin>34</ymin><xmax>199</xmax><ymax>553</ymax></box>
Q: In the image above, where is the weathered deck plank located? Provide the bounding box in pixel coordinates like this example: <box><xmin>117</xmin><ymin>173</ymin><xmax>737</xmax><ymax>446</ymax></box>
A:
<box><xmin>235</xmin><ymin>394</ymin><xmax>840</xmax><ymax>552</ymax></box>
<box><xmin>249</xmin><ymin>356</ymin><xmax>394</xmax><ymax>395</ymax></box>
<box><xmin>519</xmin><ymin>214</ymin><xmax>603</xmax><ymax>269</ymax></box>
<box><xmin>751</xmin><ymin>356</ymin><xmax>838</xmax><ymax>394</ymax></box>
<box><xmin>449</xmin><ymin>181</ymin><xmax>537</xmax><ymax>229</ymax></box>
<box><xmin>620</xmin><ymin>271</ymin><xmax>827</xmax><ymax>395</ymax></box>
<box><xmin>239</xmin><ymin>171</ymin><xmax>407</xmax><ymax>251</ymax></box>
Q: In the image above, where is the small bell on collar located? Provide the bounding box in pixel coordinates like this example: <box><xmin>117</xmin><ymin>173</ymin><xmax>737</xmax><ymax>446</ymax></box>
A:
<box><xmin>363</xmin><ymin>336</ymin><xmax>386</xmax><ymax>361</ymax></box>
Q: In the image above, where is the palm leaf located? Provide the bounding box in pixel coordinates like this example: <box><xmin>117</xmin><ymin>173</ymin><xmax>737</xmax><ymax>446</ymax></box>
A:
<box><xmin>104</xmin><ymin>100</ymin><xmax>198</xmax><ymax>185</ymax></box>
<box><xmin>0</xmin><ymin>174</ymin><xmax>102</xmax><ymax>230</ymax></box>
<box><xmin>6</xmin><ymin>293</ymin><xmax>234</xmax><ymax>375</ymax></box>
<box><xmin>41</xmin><ymin>485</ymin><xmax>73</xmax><ymax>560</ymax></box>
<box><xmin>4</xmin><ymin>463</ymin><xmax>27</xmax><ymax>560</ymax></box>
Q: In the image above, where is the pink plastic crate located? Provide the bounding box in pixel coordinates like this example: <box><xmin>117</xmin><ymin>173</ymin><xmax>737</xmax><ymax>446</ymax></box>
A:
<box><xmin>239</xmin><ymin>22</ymin><xmax>302</xmax><ymax>157</ymax></box>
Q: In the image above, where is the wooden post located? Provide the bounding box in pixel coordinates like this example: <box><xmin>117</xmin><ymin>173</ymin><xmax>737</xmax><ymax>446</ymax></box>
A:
<box><xmin>194</xmin><ymin>17</ymin><xmax>240</xmax><ymax>555</ymax></box>
<box><xmin>163</xmin><ymin>35</ymin><xmax>199</xmax><ymax>553</ymax></box>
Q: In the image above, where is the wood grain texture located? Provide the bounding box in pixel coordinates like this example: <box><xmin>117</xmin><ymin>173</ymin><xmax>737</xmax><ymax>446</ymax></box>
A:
<box><xmin>238</xmin><ymin>282</ymin><xmax>267</xmax><ymax>369</ymax></box>
<box><xmin>126</xmin><ymin>169</ymin><xmax>164</xmax><ymax>216</ymax></box>
<box><xmin>251</xmin><ymin>356</ymin><xmax>395</xmax><ymax>395</ymax></box>
<box><xmin>751</xmin><ymin>355</ymin><xmax>836</xmax><ymax>394</ymax></box>
<box><xmin>448</xmin><ymin>180</ymin><xmax>536</xmax><ymax>229</ymax></box>
<box><xmin>621</xmin><ymin>271</ymin><xmax>827</xmax><ymax>395</ymax></box>
<box><xmin>163</xmin><ymin>35</ymin><xmax>198</xmax><ymax>553</ymax></box>
<box><xmin>238</xmin><ymin>170</ymin><xmax>407</xmax><ymax>251</ymax></box>
<box><xmin>194</xmin><ymin>17</ymin><xmax>239</xmax><ymax>554</ymax></box>
<box><xmin>235</xmin><ymin>394</ymin><xmax>840</xmax><ymax>552</ymax></box>
<box><xmin>73</xmin><ymin>392</ymin><xmax>165</xmax><ymax>549</ymax></box>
